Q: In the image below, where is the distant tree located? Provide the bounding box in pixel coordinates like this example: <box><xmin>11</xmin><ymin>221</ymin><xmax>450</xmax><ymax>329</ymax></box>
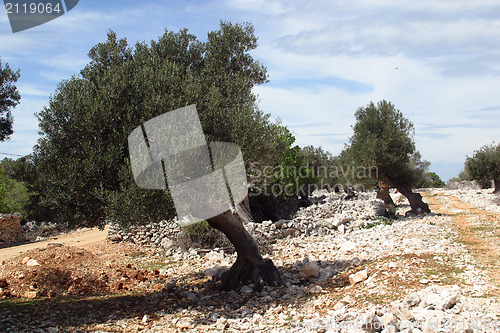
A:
<box><xmin>246</xmin><ymin>127</ymin><xmax>319</xmax><ymax>222</ymax></box>
<box><xmin>447</xmin><ymin>169</ymin><xmax>472</xmax><ymax>187</ymax></box>
<box><xmin>457</xmin><ymin>169</ymin><xmax>470</xmax><ymax>181</ymax></box>
<box><xmin>36</xmin><ymin>22</ymin><xmax>284</xmax><ymax>290</ymax></box>
<box><xmin>0</xmin><ymin>166</ymin><xmax>29</xmax><ymax>214</ymax></box>
<box><xmin>465</xmin><ymin>142</ymin><xmax>500</xmax><ymax>193</ymax></box>
<box><xmin>0</xmin><ymin>157</ymin><xmax>17</xmax><ymax>177</ymax></box>
<box><xmin>418</xmin><ymin>171</ymin><xmax>446</xmax><ymax>188</ymax></box>
<box><xmin>299</xmin><ymin>145</ymin><xmax>336</xmax><ymax>187</ymax></box>
<box><xmin>270</xmin><ymin>131</ymin><xmax>318</xmax><ymax>197</ymax></box>
<box><xmin>0</xmin><ymin>156</ymin><xmax>47</xmax><ymax>220</ymax></box>
<box><xmin>341</xmin><ymin>100</ymin><xmax>431</xmax><ymax>214</ymax></box>
<box><xmin>0</xmin><ymin>58</ymin><xmax>21</xmax><ymax>141</ymax></box>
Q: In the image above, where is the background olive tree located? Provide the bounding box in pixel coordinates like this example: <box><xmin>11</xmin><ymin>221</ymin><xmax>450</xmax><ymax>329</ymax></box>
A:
<box><xmin>0</xmin><ymin>160</ymin><xmax>30</xmax><ymax>214</ymax></box>
<box><xmin>0</xmin><ymin>57</ymin><xmax>21</xmax><ymax>142</ymax></box>
<box><xmin>464</xmin><ymin>142</ymin><xmax>500</xmax><ymax>193</ymax></box>
<box><xmin>340</xmin><ymin>100</ymin><xmax>431</xmax><ymax>214</ymax></box>
<box><xmin>417</xmin><ymin>171</ymin><xmax>446</xmax><ymax>188</ymax></box>
<box><xmin>0</xmin><ymin>59</ymin><xmax>23</xmax><ymax>214</ymax></box>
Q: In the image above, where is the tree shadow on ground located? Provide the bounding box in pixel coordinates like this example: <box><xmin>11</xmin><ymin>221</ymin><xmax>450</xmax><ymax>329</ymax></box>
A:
<box><xmin>0</xmin><ymin>257</ymin><xmax>367</xmax><ymax>331</ymax></box>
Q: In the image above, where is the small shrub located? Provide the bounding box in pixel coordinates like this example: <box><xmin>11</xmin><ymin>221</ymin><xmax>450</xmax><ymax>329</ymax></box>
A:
<box><xmin>175</xmin><ymin>220</ymin><xmax>231</xmax><ymax>251</ymax></box>
<box><xmin>0</xmin><ymin>167</ymin><xmax>30</xmax><ymax>214</ymax></box>
<box><xmin>363</xmin><ymin>217</ymin><xmax>395</xmax><ymax>229</ymax></box>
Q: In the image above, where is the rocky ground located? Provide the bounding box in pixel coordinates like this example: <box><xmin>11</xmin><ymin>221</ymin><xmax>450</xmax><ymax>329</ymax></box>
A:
<box><xmin>0</xmin><ymin>188</ymin><xmax>499</xmax><ymax>332</ymax></box>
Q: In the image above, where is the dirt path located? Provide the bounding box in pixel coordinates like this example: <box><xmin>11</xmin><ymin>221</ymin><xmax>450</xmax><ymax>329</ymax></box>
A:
<box><xmin>0</xmin><ymin>226</ymin><xmax>108</xmax><ymax>262</ymax></box>
<box><xmin>424</xmin><ymin>192</ymin><xmax>500</xmax><ymax>293</ymax></box>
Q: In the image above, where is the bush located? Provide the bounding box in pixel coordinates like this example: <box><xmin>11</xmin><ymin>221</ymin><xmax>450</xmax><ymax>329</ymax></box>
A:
<box><xmin>175</xmin><ymin>220</ymin><xmax>231</xmax><ymax>251</ymax></box>
<box><xmin>0</xmin><ymin>156</ymin><xmax>50</xmax><ymax>221</ymax></box>
<box><xmin>0</xmin><ymin>167</ymin><xmax>29</xmax><ymax>214</ymax></box>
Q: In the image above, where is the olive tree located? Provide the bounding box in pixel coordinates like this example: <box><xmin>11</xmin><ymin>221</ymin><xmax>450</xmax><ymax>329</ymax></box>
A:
<box><xmin>35</xmin><ymin>22</ymin><xmax>284</xmax><ymax>289</ymax></box>
<box><xmin>341</xmin><ymin>100</ymin><xmax>431</xmax><ymax>214</ymax></box>
<box><xmin>465</xmin><ymin>142</ymin><xmax>500</xmax><ymax>193</ymax></box>
<box><xmin>0</xmin><ymin>58</ymin><xmax>21</xmax><ymax>141</ymax></box>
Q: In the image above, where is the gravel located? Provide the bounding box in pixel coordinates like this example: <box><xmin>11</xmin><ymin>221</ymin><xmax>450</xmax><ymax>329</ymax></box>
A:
<box><xmin>9</xmin><ymin>188</ymin><xmax>497</xmax><ymax>332</ymax></box>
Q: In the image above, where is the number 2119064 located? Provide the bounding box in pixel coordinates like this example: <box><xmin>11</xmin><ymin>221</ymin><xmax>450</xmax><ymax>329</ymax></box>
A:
<box><xmin>5</xmin><ymin>2</ymin><xmax>62</xmax><ymax>14</ymax></box>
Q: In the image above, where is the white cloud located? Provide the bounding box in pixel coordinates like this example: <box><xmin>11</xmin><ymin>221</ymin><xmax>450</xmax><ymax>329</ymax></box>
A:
<box><xmin>38</xmin><ymin>53</ymin><xmax>88</xmax><ymax>73</ymax></box>
<box><xmin>11</xmin><ymin>97</ymin><xmax>47</xmax><ymax>130</ymax></box>
<box><xmin>224</xmin><ymin>0</ymin><xmax>290</xmax><ymax>15</ymax></box>
<box><xmin>38</xmin><ymin>69</ymin><xmax>74</xmax><ymax>83</ymax></box>
<box><xmin>0</xmin><ymin>96</ymin><xmax>45</xmax><ymax>157</ymax></box>
<box><xmin>0</xmin><ymin>30</ymin><xmax>47</xmax><ymax>54</ymax></box>
<box><xmin>17</xmin><ymin>83</ymin><xmax>51</xmax><ymax>97</ymax></box>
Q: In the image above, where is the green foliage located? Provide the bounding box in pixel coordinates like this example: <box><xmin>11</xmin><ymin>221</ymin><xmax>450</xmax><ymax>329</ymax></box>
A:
<box><xmin>177</xmin><ymin>220</ymin><xmax>230</xmax><ymax>250</ymax></box>
<box><xmin>100</xmin><ymin>162</ymin><xmax>174</xmax><ymax>227</ymax></box>
<box><xmin>247</xmin><ymin>127</ymin><xmax>322</xmax><ymax>199</ymax></box>
<box><xmin>457</xmin><ymin>169</ymin><xmax>470</xmax><ymax>181</ymax></box>
<box><xmin>0</xmin><ymin>157</ymin><xmax>39</xmax><ymax>219</ymax></box>
<box><xmin>0</xmin><ymin>167</ymin><xmax>29</xmax><ymax>214</ymax></box>
<box><xmin>340</xmin><ymin>100</ymin><xmax>428</xmax><ymax>188</ymax></box>
<box><xmin>418</xmin><ymin>171</ymin><xmax>446</xmax><ymax>188</ymax></box>
<box><xmin>299</xmin><ymin>145</ymin><xmax>337</xmax><ymax>188</ymax></box>
<box><xmin>35</xmin><ymin>22</ymin><xmax>291</xmax><ymax>228</ymax></box>
<box><xmin>0</xmin><ymin>58</ymin><xmax>21</xmax><ymax>141</ymax></box>
<box><xmin>465</xmin><ymin>142</ymin><xmax>500</xmax><ymax>190</ymax></box>
<box><xmin>273</xmin><ymin>128</ymin><xmax>316</xmax><ymax>196</ymax></box>
<box><xmin>184</xmin><ymin>220</ymin><xmax>211</xmax><ymax>236</ymax></box>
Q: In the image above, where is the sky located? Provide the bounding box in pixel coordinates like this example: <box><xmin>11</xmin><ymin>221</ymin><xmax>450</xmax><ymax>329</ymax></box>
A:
<box><xmin>1</xmin><ymin>0</ymin><xmax>499</xmax><ymax>182</ymax></box>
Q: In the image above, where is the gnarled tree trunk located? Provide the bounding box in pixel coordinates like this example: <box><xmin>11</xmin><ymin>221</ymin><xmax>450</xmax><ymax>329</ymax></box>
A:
<box><xmin>376</xmin><ymin>181</ymin><xmax>395</xmax><ymax>206</ymax></box>
<box><xmin>494</xmin><ymin>179</ymin><xmax>499</xmax><ymax>194</ymax></box>
<box><xmin>396</xmin><ymin>185</ymin><xmax>431</xmax><ymax>214</ymax></box>
<box><xmin>207</xmin><ymin>197</ymin><xmax>281</xmax><ymax>291</ymax></box>
<box><xmin>376</xmin><ymin>181</ymin><xmax>396</xmax><ymax>214</ymax></box>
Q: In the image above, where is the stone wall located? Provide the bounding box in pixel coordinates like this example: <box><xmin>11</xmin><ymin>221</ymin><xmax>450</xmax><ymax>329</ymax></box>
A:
<box><xmin>446</xmin><ymin>180</ymin><xmax>481</xmax><ymax>190</ymax></box>
<box><xmin>107</xmin><ymin>219</ymin><xmax>181</xmax><ymax>248</ymax></box>
<box><xmin>446</xmin><ymin>180</ymin><xmax>484</xmax><ymax>190</ymax></box>
<box><xmin>0</xmin><ymin>214</ymin><xmax>26</xmax><ymax>248</ymax></box>
<box><xmin>107</xmin><ymin>190</ymin><xmax>387</xmax><ymax>247</ymax></box>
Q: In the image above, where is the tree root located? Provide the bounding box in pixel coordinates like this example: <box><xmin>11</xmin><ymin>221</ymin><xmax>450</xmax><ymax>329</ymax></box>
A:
<box><xmin>220</xmin><ymin>256</ymin><xmax>281</xmax><ymax>291</ymax></box>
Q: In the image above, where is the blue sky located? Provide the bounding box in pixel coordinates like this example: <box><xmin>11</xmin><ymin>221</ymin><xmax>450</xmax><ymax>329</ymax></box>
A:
<box><xmin>1</xmin><ymin>0</ymin><xmax>500</xmax><ymax>181</ymax></box>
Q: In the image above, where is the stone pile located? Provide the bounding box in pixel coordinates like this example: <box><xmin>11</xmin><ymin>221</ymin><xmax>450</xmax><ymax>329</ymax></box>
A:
<box><xmin>245</xmin><ymin>190</ymin><xmax>386</xmax><ymax>240</ymax></box>
<box><xmin>20</xmin><ymin>221</ymin><xmax>63</xmax><ymax>242</ymax></box>
<box><xmin>288</xmin><ymin>285</ymin><xmax>499</xmax><ymax>332</ymax></box>
<box><xmin>107</xmin><ymin>219</ymin><xmax>181</xmax><ymax>248</ymax></box>
<box><xmin>446</xmin><ymin>180</ymin><xmax>481</xmax><ymax>190</ymax></box>
<box><xmin>107</xmin><ymin>190</ymin><xmax>387</xmax><ymax>247</ymax></box>
<box><xmin>447</xmin><ymin>188</ymin><xmax>500</xmax><ymax>213</ymax></box>
<box><xmin>0</xmin><ymin>214</ymin><xmax>25</xmax><ymax>247</ymax></box>
<box><xmin>134</xmin><ymin>197</ymin><xmax>497</xmax><ymax>332</ymax></box>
